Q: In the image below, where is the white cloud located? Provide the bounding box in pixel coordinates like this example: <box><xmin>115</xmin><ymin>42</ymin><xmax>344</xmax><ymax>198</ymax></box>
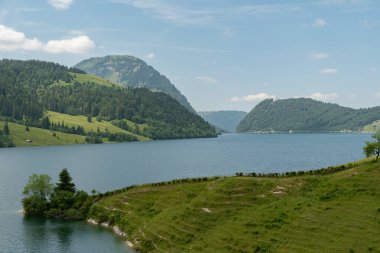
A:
<box><xmin>48</xmin><ymin>0</ymin><xmax>74</xmax><ymax>10</ymax></box>
<box><xmin>313</xmin><ymin>18</ymin><xmax>328</xmax><ymax>27</ymax></box>
<box><xmin>320</xmin><ymin>68</ymin><xmax>338</xmax><ymax>74</ymax></box>
<box><xmin>43</xmin><ymin>36</ymin><xmax>95</xmax><ymax>53</ymax></box>
<box><xmin>308</xmin><ymin>92</ymin><xmax>337</xmax><ymax>101</ymax></box>
<box><xmin>310</xmin><ymin>52</ymin><xmax>329</xmax><ymax>59</ymax></box>
<box><xmin>0</xmin><ymin>24</ymin><xmax>25</xmax><ymax>43</ymax></box>
<box><xmin>376</xmin><ymin>92</ymin><xmax>380</xmax><ymax>98</ymax></box>
<box><xmin>112</xmin><ymin>0</ymin><xmax>214</xmax><ymax>25</ymax></box>
<box><xmin>370</xmin><ymin>67</ymin><xmax>377</xmax><ymax>72</ymax></box>
<box><xmin>145</xmin><ymin>53</ymin><xmax>155</xmax><ymax>59</ymax></box>
<box><xmin>195</xmin><ymin>76</ymin><xmax>218</xmax><ymax>84</ymax></box>
<box><xmin>230</xmin><ymin>93</ymin><xmax>275</xmax><ymax>102</ymax></box>
<box><xmin>113</xmin><ymin>1</ymin><xmax>302</xmax><ymax>25</ymax></box>
<box><xmin>0</xmin><ymin>24</ymin><xmax>95</xmax><ymax>54</ymax></box>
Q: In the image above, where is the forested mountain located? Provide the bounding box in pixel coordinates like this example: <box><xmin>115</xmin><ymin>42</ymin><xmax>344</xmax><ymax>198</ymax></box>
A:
<box><xmin>199</xmin><ymin>111</ymin><xmax>247</xmax><ymax>132</ymax></box>
<box><xmin>0</xmin><ymin>59</ymin><xmax>216</xmax><ymax>143</ymax></box>
<box><xmin>237</xmin><ymin>98</ymin><xmax>380</xmax><ymax>132</ymax></box>
<box><xmin>74</xmin><ymin>55</ymin><xmax>195</xmax><ymax>113</ymax></box>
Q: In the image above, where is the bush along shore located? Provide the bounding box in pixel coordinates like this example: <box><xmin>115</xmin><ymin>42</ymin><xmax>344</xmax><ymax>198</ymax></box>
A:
<box><xmin>22</xmin><ymin>169</ymin><xmax>95</xmax><ymax>219</ymax></box>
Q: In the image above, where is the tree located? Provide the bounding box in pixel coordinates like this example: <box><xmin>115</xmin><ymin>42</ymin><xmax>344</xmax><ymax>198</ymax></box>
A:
<box><xmin>364</xmin><ymin>133</ymin><xmax>380</xmax><ymax>161</ymax></box>
<box><xmin>23</xmin><ymin>174</ymin><xmax>53</xmax><ymax>199</ymax></box>
<box><xmin>22</xmin><ymin>174</ymin><xmax>53</xmax><ymax>215</ymax></box>
<box><xmin>3</xmin><ymin>121</ymin><xmax>9</xmax><ymax>135</ymax></box>
<box><xmin>55</xmin><ymin>168</ymin><xmax>76</xmax><ymax>193</ymax></box>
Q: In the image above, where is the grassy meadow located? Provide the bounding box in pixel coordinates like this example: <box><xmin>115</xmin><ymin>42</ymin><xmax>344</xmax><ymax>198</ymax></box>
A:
<box><xmin>0</xmin><ymin>121</ymin><xmax>86</xmax><ymax>147</ymax></box>
<box><xmin>46</xmin><ymin>111</ymin><xmax>150</xmax><ymax>141</ymax></box>
<box><xmin>90</xmin><ymin>158</ymin><xmax>380</xmax><ymax>253</ymax></box>
<box><xmin>71</xmin><ymin>73</ymin><xmax>117</xmax><ymax>87</ymax></box>
<box><xmin>363</xmin><ymin>120</ymin><xmax>380</xmax><ymax>133</ymax></box>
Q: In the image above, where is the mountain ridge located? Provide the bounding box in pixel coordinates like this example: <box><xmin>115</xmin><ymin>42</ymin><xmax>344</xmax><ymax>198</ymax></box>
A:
<box><xmin>74</xmin><ymin>55</ymin><xmax>196</xmax><ymax>113</ymax></box>
<box><xmin>237</xmin><ymin>98</ymin><xmax>380</xmax><ymax>132</ymax></box>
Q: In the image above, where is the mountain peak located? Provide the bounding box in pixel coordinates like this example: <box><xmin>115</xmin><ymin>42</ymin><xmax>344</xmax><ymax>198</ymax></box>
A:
<box><xmin>74</xmin><ymin>55</ymin><xmax>196</xmax><ymax>113</ymax></box>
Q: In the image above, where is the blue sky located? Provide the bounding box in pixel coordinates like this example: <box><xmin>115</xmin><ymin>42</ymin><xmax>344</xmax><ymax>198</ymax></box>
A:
<box><xmin>0</xmin><ymin>0</ymin><xmax>379</xmax><ymax>112</ymax></box>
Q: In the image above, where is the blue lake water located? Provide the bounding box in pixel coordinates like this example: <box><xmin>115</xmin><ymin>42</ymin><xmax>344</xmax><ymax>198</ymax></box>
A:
<box><xmin>0</xmin><ymin>133</ymin><xmax>372</xmax><ymax>252</ymax></box>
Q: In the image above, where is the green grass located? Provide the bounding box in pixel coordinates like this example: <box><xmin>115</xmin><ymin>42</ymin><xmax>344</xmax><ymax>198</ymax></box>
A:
<box><xmin>0</xmin><ymin>121</ymin><xmax>86</xmax><ymax>147</ymax></box>
<box><xmin>46</xmin><ymin>111</ymin><xmax>150</xmax><ymax>141</ymax></box>
<box><xmin>362</xmin><ymin>120</ymin><xmax>380</xmax><ymax>133</ymax></box>
<box><xmin>70</xmin><ymin>73</ymin><xmax>117</xmax><ymax>87</ymax></box>
<box><xmin>90</xmin><ymin>159</ymin><xmax>380</xmax><ymax>253</ymax></box>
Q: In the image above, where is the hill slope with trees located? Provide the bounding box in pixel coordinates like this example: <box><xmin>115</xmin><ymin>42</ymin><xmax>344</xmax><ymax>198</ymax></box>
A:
<box><xmin>74</xmin><ymin>55</ymin><xmax>196</xmax><ymax>113</ymax></box>
<box><xmin>237</xmin><ymin>98</ymin><xmax>380</xmax><ymax>132</ymax></box>
<box><xmin>0</xmin><ymin>59</ymin><xmax>216</xmax><ymax>147</ymax></box>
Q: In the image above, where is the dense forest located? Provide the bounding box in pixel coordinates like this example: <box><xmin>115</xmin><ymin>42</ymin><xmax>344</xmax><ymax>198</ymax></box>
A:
<box><xmin>75</xmin><ymin>55</ymin><xmax>196</xmax><ymax>113</ymax></box>
<box><xmin>237</xmin><ymin>98</ymin><xmax>380</xmax><ymax>132</ymax></box>
<box><xmin>0</xmin><ymin>59</ymin><xmax>216</xmax><ymax>143</ymax></box>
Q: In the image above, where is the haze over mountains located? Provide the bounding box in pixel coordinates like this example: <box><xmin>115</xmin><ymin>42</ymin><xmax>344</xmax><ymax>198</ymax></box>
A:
<box><xmin>199</xmin><ymin>111</ymin><xmax>247</xmax><ymax>132</ymax></box>
<box><xmin>75</xmin><ymin>55</ymin><xmax>196</xmax><ymax>113</ymax></box>
<box><xmin>237</xmin><ymin>98</ymin><xmax>380</xmax><ymax>133</ymax></box>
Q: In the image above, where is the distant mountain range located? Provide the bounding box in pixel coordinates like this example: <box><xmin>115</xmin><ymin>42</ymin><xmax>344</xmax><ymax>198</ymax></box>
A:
<box><xmin>75</xmin><ymin>55</ymin><xmax>195</xmax><ymax>113</ymax></box>
<box><xmin>199</xmin><ymin>111</ymin><xmax>247</xmax><ymax>132</ymax></box>
<box><xmin>237</xmin><ymin>98</ymin><xmax>380</xmax><ymax>132</ymax></box>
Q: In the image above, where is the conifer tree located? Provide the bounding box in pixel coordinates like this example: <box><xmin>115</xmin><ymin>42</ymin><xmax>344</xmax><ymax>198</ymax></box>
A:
<box><xmin>55</xmin><ymin>168</ymin><xmax>76</xmax><ymax>193</ymax></box>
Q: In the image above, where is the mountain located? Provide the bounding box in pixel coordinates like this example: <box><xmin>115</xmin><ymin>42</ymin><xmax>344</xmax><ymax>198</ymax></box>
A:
<box><xmin>237</xmin><ymin>98</ymin><xmax>380</xmax><ymax>132</ymax></box>
<box><xmin>74</xmin><ymin>55</ymin><xmax>196</xmax><ymax>113</ymax></box>
<box><xmin>0</xmin><ymin>59</ymin><xmax>216</xmax><ymax>146</ymax></box>
<box><xmin>199</xmin><ymin>110</ymin><xmax>247</xmax><ymax>132</ymax></box>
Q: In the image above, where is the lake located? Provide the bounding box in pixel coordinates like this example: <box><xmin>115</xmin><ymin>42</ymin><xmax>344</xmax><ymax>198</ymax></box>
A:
<box><xmin>0</xmin><ymin>133</ymin><xmax>372</xmax><ymax>252</ymax></box>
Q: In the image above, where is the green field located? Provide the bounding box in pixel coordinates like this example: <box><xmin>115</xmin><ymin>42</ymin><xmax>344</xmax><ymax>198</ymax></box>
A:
<box><xmin>0</xmin><ymin>121</ymin><xmax>86</xmax><ymax>147</ymax></box>
<box><xmin>71</xmin><ymin>73</ymin><xmax>117</xmax><ymax>87</ymax></box>
<box><xmin>90</xmin><ymin>159</ymin><xmax>380</xmax><ymax>253</ymax></box>
<box><xmin>362</xmin><ymin>120</ymin><xmax>380</xmax><ymax>133</ymax></box>
<box><xmin>46</xmin><ymin>111</ymin><xmax>150</xmax><ymax>141</ymax></box>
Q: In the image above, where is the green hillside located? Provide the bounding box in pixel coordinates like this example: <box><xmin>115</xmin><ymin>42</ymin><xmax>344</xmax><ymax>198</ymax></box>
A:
<box><xmin>362</xmin><ymin>120</ymin><xmax>380</xmax><ymax>133</ymax></box>
<box><xmin>74</xmin><ymin>55</ymin><xmax>196</xmax><ymax>113</ymax></box>
<box><xmin>199</xmin><ymin>110</ymin><xmax>247</xmax><ymax>132</ymax></box>
<box><xmin>71</xmin><ymin>73</ymin><xmax>117</xmax><ymax>87</ymax></box>
<box><xmin>237</xmin><ymin>98</ymin><xmax>380</xmax><ymax>132</ymax></box>
<box><xmin>46</xmin><ymin>111</ymin><xmax>150</xmax><ymax>141</ymax></box>
<box><xmin>89</xmin><ymin>158</ymin><xmax>380</xmax><ymax>253</ymax></box>
<box><xmin>0</xmin><ymin>121</ymin><xmax>86</xmax><ymax>147</ymax></box>
<box><xmin>0</xmin><ymin>59</ymin><xmax>216</xmax><ymax>147</ymax></box>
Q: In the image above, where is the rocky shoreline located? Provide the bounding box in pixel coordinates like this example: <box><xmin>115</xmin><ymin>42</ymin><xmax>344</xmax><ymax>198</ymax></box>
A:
<box><xmin>87</xmin><ymin>219</ymin><xmax>135</xmax><ymax>249</ymax></box>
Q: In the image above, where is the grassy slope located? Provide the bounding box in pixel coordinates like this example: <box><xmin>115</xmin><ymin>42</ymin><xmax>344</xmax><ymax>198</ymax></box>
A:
<box><xmin>362</xmin><ymin>120</ymin><xmax>380</xmax><ymax>133</ymax></box>
<box><xmin>0</xmin><ymin>121</ymin><xmax>86</xmax><ymax>147</ymax></box>
<box><xmin>46</xmin><ymin>111</ymin><xmax>150</xmax><ymax>141</ymax></box>
<box><xmin>71</xmin><ymin>73</ymin><xmax>117</xmax><ymax>87</ymax></box>
<box><xmin>91</xmin><ymin>159</ymin><xmax>380</xmax><ymax>253</ymax></box>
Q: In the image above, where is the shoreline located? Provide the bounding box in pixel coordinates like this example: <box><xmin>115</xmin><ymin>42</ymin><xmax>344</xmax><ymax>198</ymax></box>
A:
<box><xmin>87</xmin><ymin>219</ymin><xmax>135</xmax><ymax>250</ymax></box>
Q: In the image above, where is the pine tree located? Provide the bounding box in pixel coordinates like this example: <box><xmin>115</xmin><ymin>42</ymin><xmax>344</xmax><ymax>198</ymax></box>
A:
<box><xmin>3</xmin><ymin>121</ymin><xmax>10</xmax><ymax>135</ymax></box>
<box><xmin>55</xmin><ymin>169</ymin><xmax>76</xmax><ymax>193</ymax></box>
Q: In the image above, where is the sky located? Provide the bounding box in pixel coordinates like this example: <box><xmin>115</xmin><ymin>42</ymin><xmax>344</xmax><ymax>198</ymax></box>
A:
<box><xmin>0</xmin><ymin>0</ymin><xmax>379</xmax><ymax>112</ymax></box>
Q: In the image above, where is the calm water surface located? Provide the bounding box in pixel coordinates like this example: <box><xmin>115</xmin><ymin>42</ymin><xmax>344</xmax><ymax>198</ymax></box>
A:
<box><xmin>0</xmin><ymin>133</ymin><xmax>372</xmax><ymax>252</ymax></box>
